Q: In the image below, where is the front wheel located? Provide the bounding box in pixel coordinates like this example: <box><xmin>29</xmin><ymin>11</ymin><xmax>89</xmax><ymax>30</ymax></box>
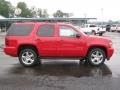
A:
<box><xmin>87</xmin><ymin>48</ymin><xmax>106</xmax><ymax>66</ymax></box>
<box><xmin>91</xmin><ymin>30</ymin><xmax>96</xmax><ymax>35</ymax></box>
<box><xmin>19</xmin><ymin>49</ymin><xmax>38</xmax><ymax>67</ymax></box>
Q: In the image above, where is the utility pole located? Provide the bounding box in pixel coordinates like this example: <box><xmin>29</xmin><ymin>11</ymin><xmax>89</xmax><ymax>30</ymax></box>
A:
<box><xmin>84</xmin><ymin>13</ymin><xmax>87</xmax><ymax>24</ymax></box>
<box><xmin>101</xmin><ymin>8</ymin><xmax>104</xmax><ymax>24</ymax></box>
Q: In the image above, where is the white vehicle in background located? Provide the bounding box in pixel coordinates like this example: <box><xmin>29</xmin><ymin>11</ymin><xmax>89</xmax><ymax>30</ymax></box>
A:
<box><xmin>116</xmin><ymin>24</ymin><xmax>120</xmax><ymax>32</ymax></box>
<box><xmin>110</xmin><ymin>24</ymin><xmax>117</xmax><ymax>32</ymax></box>
<box><xmin>81</xmin><ymin>24</ymin><xmax>106</xmax><ymax>36</ymax></box>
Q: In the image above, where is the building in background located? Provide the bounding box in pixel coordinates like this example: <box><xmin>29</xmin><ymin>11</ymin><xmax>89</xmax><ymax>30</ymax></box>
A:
<box><xmin>0</xmin><ymin>17</ymin><xmax>97</xmax><ymax>25</ymax></box>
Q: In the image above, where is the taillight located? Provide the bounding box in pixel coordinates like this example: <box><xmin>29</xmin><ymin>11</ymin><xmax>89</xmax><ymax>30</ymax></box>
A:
<box><xmin>5</xmin><ymin>37</ymin><xmax>9</xmax><ymax>46</ymax></box>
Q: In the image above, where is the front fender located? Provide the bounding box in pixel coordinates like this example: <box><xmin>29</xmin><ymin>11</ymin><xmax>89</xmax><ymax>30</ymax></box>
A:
<box><xmin>84</xmin><ymin>43</ymin><xmax>108</xmax><ymax>57</ymax></box>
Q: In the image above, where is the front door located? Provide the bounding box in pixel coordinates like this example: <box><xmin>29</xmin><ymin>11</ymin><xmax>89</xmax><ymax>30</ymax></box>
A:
<box><xmin>57</xmin><ymin>25</ymin><xmax>85</xmax><ymax>57</ymax></box>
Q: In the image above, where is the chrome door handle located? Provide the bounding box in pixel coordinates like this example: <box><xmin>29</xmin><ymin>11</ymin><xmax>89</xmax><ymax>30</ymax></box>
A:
<box><xmin>36</xmin><ymin>39</ymin><xmax>44</xmax><ymax>43</ymax></box>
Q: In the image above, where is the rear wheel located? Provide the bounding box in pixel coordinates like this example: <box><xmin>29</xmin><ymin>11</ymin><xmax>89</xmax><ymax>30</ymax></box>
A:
<box><xmin>19</xmin><ymin>49</ymin><xmax>38</xmax><ymax>67</ymax></box>
<box><xmin>99</xmin><ymin>32</ymin><xmax>103</xmax><ymax>36</ymax></box>
<box><xmin>87</xmin><ymin>48</ymin><xmax>106</xmax><ymax>66</ymax></box>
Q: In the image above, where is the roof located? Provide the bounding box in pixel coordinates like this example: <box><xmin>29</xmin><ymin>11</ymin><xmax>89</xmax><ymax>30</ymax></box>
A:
<box><xmin>0</xmin><ymin>17</ymin><xmax>97</xmax><ymax>22</ymax></box>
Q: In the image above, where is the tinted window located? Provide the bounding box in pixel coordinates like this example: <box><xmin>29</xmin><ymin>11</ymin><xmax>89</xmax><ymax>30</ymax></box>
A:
<box><xmin>59</xmin><ymin>26</ymin><xmax>77</xmax><ymax>37</ymax></box>
<box><xmin>37</xmin><ymin>25</ymin><xmax>54</xmax><ymax>37</ymax></box>
<box><xmin>7</xmin><ymin>24</ymin><xmax>34</xmax><ymax>36</ymax></box>
<box><xmin>89</xmin><ymin>25</ymin><xmax>96</xmax><ymax>27</ymax></box>
<box><xmin>112</xmin><ymin>25</ymin><xmax>116</xmax><ymax>27</ymax></box>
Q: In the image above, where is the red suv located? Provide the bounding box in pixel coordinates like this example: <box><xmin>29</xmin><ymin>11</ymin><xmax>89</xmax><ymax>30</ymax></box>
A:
<box><xmin>4</xmin><ymin>22</ymin><xmax>114</xmax><ymax>67</ymax></box>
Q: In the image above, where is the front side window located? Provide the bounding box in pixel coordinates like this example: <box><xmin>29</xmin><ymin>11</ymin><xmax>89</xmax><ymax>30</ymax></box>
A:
<box><xmin>37</xmin><ymin>25</ymin><xmax>54</xmax><ymax>37</ymax></box>
<box><xmin>59</xmin><ymin>25</ymin><xmax>77</xmax><ymax>37</ymax></box>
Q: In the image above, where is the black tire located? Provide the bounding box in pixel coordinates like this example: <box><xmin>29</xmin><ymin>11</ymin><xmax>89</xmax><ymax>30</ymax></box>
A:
<box><xmin>91</xmin><ymin>30</ymin><xmax>96</xmax><ymax>35</ymax></box>
<box><xmin>79</xmin><ymin>58</ymin><xmax>89</xmax><ymax>65</ymax></box>
<box><xmin>19</xmin><ymin>49</ymin><xmax>38</xmax><ymax>67</ymax></box>
<box><xmin>99</xmin><ymin>33</ymin><xmax>103</xmax><ymax>36</ymax></box>
<box><xmin>87</xmin><ymin>48</ymin><xmax>106</xmax><ymax>66</ymax></box>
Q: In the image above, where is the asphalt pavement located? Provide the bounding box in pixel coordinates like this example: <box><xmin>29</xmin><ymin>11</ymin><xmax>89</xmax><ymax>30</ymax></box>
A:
<box><xmin>0</xmin><ymin>32</ymin><xmax>120</xmax><ymax>90</ymax></box>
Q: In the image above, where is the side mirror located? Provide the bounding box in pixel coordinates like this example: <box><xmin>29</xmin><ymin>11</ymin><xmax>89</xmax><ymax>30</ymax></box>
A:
<box><xmin>76</xmin><ymin>33</ymin><xmax>80</xmax><ymax>38</ymax></box>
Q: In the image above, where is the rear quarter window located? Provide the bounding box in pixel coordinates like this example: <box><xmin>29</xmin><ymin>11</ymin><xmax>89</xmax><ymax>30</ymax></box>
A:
<box><xmin>7</xmin><ymin>24</ymin><xmax>34</xmax><ymax>36</ymax></box>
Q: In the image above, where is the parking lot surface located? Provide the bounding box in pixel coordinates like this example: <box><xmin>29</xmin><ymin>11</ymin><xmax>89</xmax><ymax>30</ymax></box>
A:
<box><xmin>0</xmin><ymin>32</ymin><xmax>120</xmax><ymax>90</ymax></box>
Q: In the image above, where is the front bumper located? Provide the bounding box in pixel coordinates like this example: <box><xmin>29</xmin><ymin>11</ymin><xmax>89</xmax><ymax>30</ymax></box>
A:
<box><xmin>4</xmin><ymin>47</ymin><xmax>17</xmax><ymax>57</ymax></box>
<box><xmin>107</xmin><ymin>48</ymin><xmax>114</xmax><ymax>60</ymax></box>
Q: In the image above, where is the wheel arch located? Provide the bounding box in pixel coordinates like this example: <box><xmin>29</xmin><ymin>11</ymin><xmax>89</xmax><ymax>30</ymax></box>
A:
<box><xmin>87</xmin><ymin>45</ymin><xmax>107</xmax><ymax>58</ymax></box>
<box><xmin>18</xmin><ymin>44</ymin><xmax>38</xmax><ymax>56</ymax></box>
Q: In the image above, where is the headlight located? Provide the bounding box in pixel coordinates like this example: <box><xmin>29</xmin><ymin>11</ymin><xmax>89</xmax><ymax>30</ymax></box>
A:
<box><xmin>109</xmin><ymin>42</ymin><xmax>113</xmax><ymax>48</ymax></box>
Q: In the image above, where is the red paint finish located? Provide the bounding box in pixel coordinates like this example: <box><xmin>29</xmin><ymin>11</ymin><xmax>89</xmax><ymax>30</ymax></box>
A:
<box><xmin>4</xmin><ymin>22</ymin><xmax>114</xmax><ymax>61</ymax></box>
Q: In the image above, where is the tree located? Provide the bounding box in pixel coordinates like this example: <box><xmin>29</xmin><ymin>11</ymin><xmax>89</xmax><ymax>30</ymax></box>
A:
<box><xmin>53</xmin><ymin>10</ymin><xmax>72</xmax><ymax>18</ymax></box>
<box><xmin>7</xmin><ymin>1</ymin><xmax>15</xmax><ymax>17</ymax></box>
<box><xmin>30</xmin><ymin>6</ymin><xmax>37</xmax><ymax>17</ymax></box>
<box><xmin>63</xmin><ymin>13</ymin><xmax>73</xmax><ymax>17</ymax></box>
<box><xmin>53</xmin><ymin>10</ymin><xmax>64</xmax><ymax>17</ymax></box>
<box><xmin>42</xmin><ymin>9</ymin><xmax>49</xmax><ymax>17</ymax></box>
<box><xmin>0</xmin><ymin>0</ymin><xmax>14</xmax><ymax>17</ymax></box>
<box><xmin>37</xmin><ymin>8</ymin><xmax>42</xmax><ymax>18</ymax></box>
<box><xmin>17</xmin><ymin>2</ymin><xmax>33</xmax><ymax>17</ymax></box>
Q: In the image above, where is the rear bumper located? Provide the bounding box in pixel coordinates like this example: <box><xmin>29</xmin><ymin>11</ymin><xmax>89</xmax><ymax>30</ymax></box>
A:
<box><xmin>111</xmin><ymin>29</ymin><xmax>117</xmax><ymax>31</ymax></box>
<box><xmin>4</xmin><ymin>47</ymin><xmax>17</xmax><ymax>57</ymax></box>
<box><xmin>107</xmin><ymin>48</ymin><xmax>114</xmax><ymax>60</ymax></box>
<box><xmin>117</xmin><ymin>29</ymin><xmax>120</xmax><ymax>31</ymax></box>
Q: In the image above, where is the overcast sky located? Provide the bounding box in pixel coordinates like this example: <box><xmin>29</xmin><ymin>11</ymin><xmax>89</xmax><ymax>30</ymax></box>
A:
<box><xmin>6</xmin><ymin>0</ymin><xmax>120</xmax><ymax>21</ymax></box>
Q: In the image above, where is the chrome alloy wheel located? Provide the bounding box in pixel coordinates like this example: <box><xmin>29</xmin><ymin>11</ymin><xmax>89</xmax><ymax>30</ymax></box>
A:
<box><xmin>21</xmin><ymin>51</ymin><xmax>35</xmax><ymax>65</ymax></box>
<box><xmin>90</xmin><ymin>51</ymin><xmax>104</xmax><ymax>65</ymax></box>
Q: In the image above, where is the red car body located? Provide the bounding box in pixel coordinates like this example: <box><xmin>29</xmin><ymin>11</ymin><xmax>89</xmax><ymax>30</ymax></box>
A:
<box><xmin>4</xmin><ymin>22</ymin><xmax>114</xmax><ymax>62</ymax></box>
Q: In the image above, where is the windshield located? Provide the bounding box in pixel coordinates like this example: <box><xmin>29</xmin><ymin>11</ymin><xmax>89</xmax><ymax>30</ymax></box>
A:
<box><xmin>89</xmin><ymin>25</ymin><xmax>97</xmax><ymax>27</ymax></box>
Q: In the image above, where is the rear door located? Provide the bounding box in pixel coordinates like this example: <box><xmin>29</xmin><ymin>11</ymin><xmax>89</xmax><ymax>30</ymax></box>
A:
<box><xmin>36</xmin><ymin>24</ymin><xmax>57</xmax><ymax>56</ymax></box>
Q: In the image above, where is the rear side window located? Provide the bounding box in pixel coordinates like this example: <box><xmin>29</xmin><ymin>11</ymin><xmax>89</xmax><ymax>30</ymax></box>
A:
<box><xmin>7</xmin><ymin>24</ymin><xmax>34</xmax><ymax>36</ymax></box>
<box><xmin>37</xmin><ymin>25</ymin><xmax>54</xmax><ymax>37</ymax></box>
